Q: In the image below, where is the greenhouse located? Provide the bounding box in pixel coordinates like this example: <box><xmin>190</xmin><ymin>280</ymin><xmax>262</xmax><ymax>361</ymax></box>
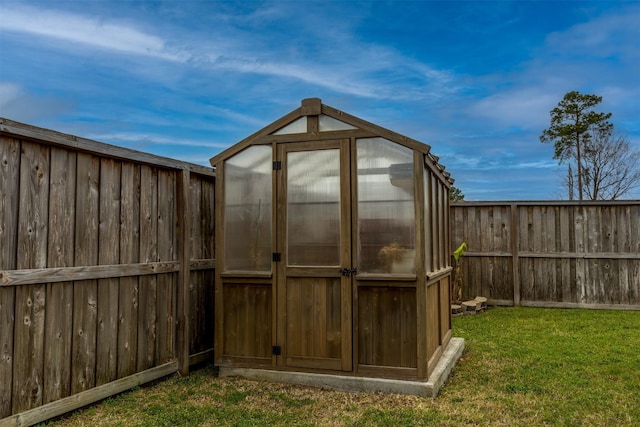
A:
<box><xmin>209</xmin><ymin>98</ymin><xmax>463</xmax><ymax>394</ymax></box>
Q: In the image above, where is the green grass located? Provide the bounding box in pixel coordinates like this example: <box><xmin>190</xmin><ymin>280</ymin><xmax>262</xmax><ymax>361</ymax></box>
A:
<box><xmin>41</xmin><ymin>307</ymin><xmax>639</xmax><ymax>426</ymax></box>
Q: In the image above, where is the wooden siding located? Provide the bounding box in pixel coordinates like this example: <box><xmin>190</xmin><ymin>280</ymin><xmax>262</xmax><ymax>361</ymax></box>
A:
<box><xmin>357</xmin><ymin>286</ymin><xmax>417</xmax><ymax>368</ymax></box>
<box><xmin>0</xmin><ymin>120</ymin><xmax>215</xmax><ymax>422</ymax></box>
<box><xmin>451</xmin><ymin>202</ymin><xmax>640</xmax><ymax>309</ymax></box>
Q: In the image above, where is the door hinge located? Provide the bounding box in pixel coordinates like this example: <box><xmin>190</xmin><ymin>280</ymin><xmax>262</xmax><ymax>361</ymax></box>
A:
<box><xmin>273</xmin><ymin>161</ymin><xmax>282</xmax><ymax>170</ymax></box>
<box><xmin>272</xmin><ymin>345</ymin><xmax>282</xmax><ymax>356</ymax></box>
<box><xmin>272</xmin><ymin>252</ymin><xmax>281</xmax><ymax>262</ymax></box>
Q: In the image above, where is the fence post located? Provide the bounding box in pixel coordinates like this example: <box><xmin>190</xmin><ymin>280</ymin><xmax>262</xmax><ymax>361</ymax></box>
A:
<box><xmin>511</xmin><ymin>203</ymin><xmax>520</xmax><ymax>306</ymax></box>
<box><xmin>176</xmin><ymin>168</ymin><xmax>191</xmax><ymax>375</ymax></box>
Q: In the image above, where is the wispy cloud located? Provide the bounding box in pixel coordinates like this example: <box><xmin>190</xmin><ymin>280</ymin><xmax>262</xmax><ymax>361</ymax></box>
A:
<box><xmin>545</xmin><ymin>5</ymin><xmax>640</xmax><ymax>61</ymax></box>
<box><xmin>0</xmin><ymin>3</ymin><xmax>459</xmax><ymax>102</ymax></box>
<box><xmin>0</xmin><ymin>5</ymin><xmax>185</xmax><ymax>61</ymax></box>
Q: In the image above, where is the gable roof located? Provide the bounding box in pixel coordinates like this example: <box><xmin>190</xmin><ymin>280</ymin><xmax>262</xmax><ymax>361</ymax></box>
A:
<box><xmin>209</xmin><ymin>98</ymin><xmax>453</xmax><ymax>185</ymax></box>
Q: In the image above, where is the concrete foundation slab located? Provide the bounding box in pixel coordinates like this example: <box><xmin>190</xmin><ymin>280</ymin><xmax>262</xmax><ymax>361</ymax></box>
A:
<box><xmin>217</xmin><ymin>337</ymin><xmax>464</xmax><ymax>397</ymax></box>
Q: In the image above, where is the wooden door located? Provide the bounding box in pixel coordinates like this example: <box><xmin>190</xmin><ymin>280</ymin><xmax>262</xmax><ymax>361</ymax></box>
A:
<box><xmin>276</xmin><ymin>139</ymin><xmax>352</xmax><ymax>371</ymax></box>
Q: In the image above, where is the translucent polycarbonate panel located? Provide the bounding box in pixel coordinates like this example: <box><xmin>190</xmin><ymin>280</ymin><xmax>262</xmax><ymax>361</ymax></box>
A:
<box><xmin>424</xmin><ymin>170</ymin><xmax>432</xmax><ymax>273</ymax></box>
<box><xmin>287</xmin><ymin>149</ymin><xmax>341</xmax><ymax>266</ymax></box>
<box><xmin>273</xmin><ymin>117</ymin><xmax>307</xmax><ymax>134</ymax></box>
<box><xmin>438</xmin><ymin>181</ymin><xmax>446</xmax><ymax>269</ymax></box>
<box><xmin>224</xmin><ymin>145</ymin><xmax>272</xmax><ymax>271</ymax></box>
<box><xmin>431</xmin><ymin>177</ymin><xmax>440</xmax><ymax>270</ymax></box>
<box><xmin>318</xmin><ymin>115</ymin><xmax>357</xmax><ymax>131</ymax></box>
<box><xmin>357</xmin><ymin>138</ymin><xmax>415</xmax><ymax>274</ymax></box>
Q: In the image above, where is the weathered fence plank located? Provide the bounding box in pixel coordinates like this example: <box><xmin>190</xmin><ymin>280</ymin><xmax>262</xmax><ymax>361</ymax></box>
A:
<box><xmin>12</xmin><ymin>142</ymin><xmax>50</xmax><ymax>414</ymax></box>
<box><xmin>12</xmin><ymin>142</ymin><xmax>50</xmax><ymax>413</ymax></box>
<box><xmin>6</xmin><ymin>361</ymin><xmax>178</xmax><ymax>427</ymax></box>
<box><xmin>451</xmin><ymin>202</ymin><xmax>640</xmax><ymax>309</ymax></box>
<box><xmin>137</xmin><ymin>165</ymin><xmax>158</xmax><ymax>371</ymax></box>
<box><xmin>1</xmin><ymin>262</ymin><xmax>180</xmax><ymax>286</ymax></box>
<box><xmin>0</xmin><ymin>136</ymin><xmax>20</xmax><ymax>418</ymax></box>
<box><xmin>43</xmin><ymin>147</ymin><xmax>76</xmax><ymax>404</ymax></box>
<box><xmin>157</xmin><ymin>170</ymin><xmax>176</xmax><ymax>364</ymax></box>
<box><xmin>117</xmin><ymin>162</ymin><xmax>140</xmax><ymax>379</ymax></box>
<box><xmin>176</xmin><ymin>169</ymin><xmax>191</xmax><ymax>375</ymax></box>
<box><xmin>71</xmin><ymin>152</ymin><xmax>100</xmax><ymax>395</ymax></box>
<box><xmin>96</xmin><ymin>158</ymin><xmax>122</xmax><ymax>386</ymax></box>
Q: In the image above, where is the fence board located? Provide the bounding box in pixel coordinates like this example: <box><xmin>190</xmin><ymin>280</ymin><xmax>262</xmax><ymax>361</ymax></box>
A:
<box><xmin>137</xmin><ymin>165</ymin><xmax>158</xmax><ymax>371</ymax></box>
<box><xmin>451</xmin><ymin>202</ymin><xmax>640</xmax><ymax>309</ymax></box>
<box><xmin>0</xmin><ymin>136</ymin><xmax>20</xmax><ymax>418</ymax></box>
<box><xmin>71</xmin><ymin>153</ymin><xmax>100</xmax><ymax>394</ymax></box>
<box><xmin>157</xmin><ymin>170</ymin><xmax>176</xmax><ymax>364</ymax></box>
<box><xmin>630</xmin><ymin>205</ymin><xmax>640</xmax><ymax>303</ymax></box>
<box><xmin>13</xmin><ymin>141</ymin><xmax>50</xmax><ymax>413</ymax></box>
<box><xmin>96</xmin><ymin>158</ymin><xmax>121</xmax><ymax>386</ymax></box>
<box><xmin>43</xmin><ymin>147</ymin><xmax>76</xmax><ymax>404</ymax></box>
<box><xmin>198</xmin><ymin>178</ymin><xmax>215</xmax><ymax>354</ymax></box>
<box><xmin>118</xmin><ymin>162</ymin><xmax>140</xmax><ymax>379</ymax></box>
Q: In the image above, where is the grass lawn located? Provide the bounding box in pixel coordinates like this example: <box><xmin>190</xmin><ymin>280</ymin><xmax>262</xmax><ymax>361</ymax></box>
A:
<box><xmin>42</xmin><ymin>307</ymin><xmax>639</xmax><ymax>426</ymax></box>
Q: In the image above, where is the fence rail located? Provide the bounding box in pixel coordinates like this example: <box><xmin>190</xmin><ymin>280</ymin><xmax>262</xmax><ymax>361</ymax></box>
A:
<box><xmin>450</xmin><ymin>201</ymin><xmax>640</xmax><ymax>309</ymax></box>
<box><xmin>0</xmin><ymin>118</ymin><xmax>215</xmax><ymax>424</ymax></box>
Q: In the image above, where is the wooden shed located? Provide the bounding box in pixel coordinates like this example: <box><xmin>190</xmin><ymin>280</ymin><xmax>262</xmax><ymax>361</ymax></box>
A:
<box><xmin>209</xmin><ymin>98</ymin><xmax>462</xmax><ymax>394</ymax></box>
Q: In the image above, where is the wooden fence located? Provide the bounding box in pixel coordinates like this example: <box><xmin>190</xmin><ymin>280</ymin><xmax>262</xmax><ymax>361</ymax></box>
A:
<box><xmin>0</xmin><ymin>118</ymin><xmax>215</xmax><ymax>425</ymax></box>
<box><xmin>450</xmin><ymin>201</ymin><xmax>640</xmax><ymax>309</ymax></box>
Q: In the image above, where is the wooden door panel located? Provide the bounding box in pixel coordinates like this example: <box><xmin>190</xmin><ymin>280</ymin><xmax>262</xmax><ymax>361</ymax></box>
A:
<box><xmin>285</xmin><ymin>277</ymin><xmax>342</xmax><ymax>364</ymax></box>
<box><xmin>222</xmin><ymin>282</ymin><xmax>272</xmax><ymax>362</ymax></box>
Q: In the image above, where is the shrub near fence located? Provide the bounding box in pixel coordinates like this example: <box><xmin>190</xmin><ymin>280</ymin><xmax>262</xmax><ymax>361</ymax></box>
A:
<box><xmin>450</xmin><ymin>201</ymin><xmax>640</xmax><ymax>309</ymax></box>
<box><xmin>0</xmin><ymin>118</ymin><xmax>215</xmax><ymax>424</ymax></box>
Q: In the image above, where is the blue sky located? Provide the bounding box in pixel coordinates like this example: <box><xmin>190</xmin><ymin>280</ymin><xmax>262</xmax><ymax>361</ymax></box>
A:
<box><xmin>1</xmin><ymin>0</ymin><xmax>638</xmax><ymax>200</ymax></box>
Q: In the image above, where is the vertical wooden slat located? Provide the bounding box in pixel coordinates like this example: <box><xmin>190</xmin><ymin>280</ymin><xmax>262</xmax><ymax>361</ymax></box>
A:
<box><xmin>414</xmin><ymin>152</ymin><xmax>427</xmax><ymax>379</ymax></box>
<box><xmin>156</xmin><ymin>170</ymin><xmax>176</xmax><ymax>363</ymax></box>
<box><xmin>511</xmin><ymin>204</ymin><xmax>520</xmax><ymax>306</ymax></box>
<box><xmin>201</xmin><ymin>178</ymin><xmax>216</xmax><ymax>355</ymax></box>
<box><xmin>117</xmin><ymin>162</ymin><xmax>140</xmax><ymax>378</ymax></box>
<box><xmin>616</xmin><ymin>206</ymin><xmax>630</xmax><ymax>305</ymax></box>
<box><xmin>275</xmin><ymin>143</ymin><xmax>287</xmax><ymax>368</ymax></box>
<box><xmin>545</xmin><ymin>206</ymin><xmax>557</xmax><ymax>301</ymax></box>
<box><xmin>0</xmin><ymin>136</ymin><xmax>20</xmax><ymax>418</ymax></box>
<box><xmin>349</xmin><ymin>138</ymin><xmax>359</xmax><ymax>371</ymax></box>
<box><xmin>558</xmin><ymin>206</ymin><xmax>572</xmax><ymax>303</ymax></box>
<box><xmin>628</xmin><ymin>205</ymin><xmax>640</xmax><ymax>303</ymax></box>
<box><xmin>601</xmin><ymin>207</ymin><xmax>615</xmax><ymax>303</ymax></box>
<box><xmin>479</xmin><ymin>206</ymin><xmax>491</xmax><ymax>299</ymax></box>
<box><xmin>338</xmin><ymin>142</ymin><xmax>351</xmax><ymax>371</ymax></box>
<box><xmin>191</xmin><ymin>176</ymin><xmax>204</xmax><ymax>355</ymax></box>
<box><xmin>574</xmin><ymin>205</ymin><xmax>585</xmax><ymax>303</ymax></box>
<box><xmin>43</xmin><ymin>147</ymin><xmax>76</xmax><ymax>403</ymax></box>
<box><xmin>71</xmin><ymin>153</ymin><xmax>99</xmax><ymax>394</ymax></box>
<box><xmin>176</xmin><ymin>169</ymin><xmax>191</xmax><ymax>375</ymax></box>
<box><xmin>13</xmin><ymin>141</ymin><xmax>49</xmax><ymax>413</ymax></box>
<box><xmin>137</xmin><ymin>165</ymin><xmax>158</xmax><ymax>371</ymax></box>
<box><xmin>96</xmin><ymin>159</ymin><xmax>121</xmax><ymax>386</ymax></box>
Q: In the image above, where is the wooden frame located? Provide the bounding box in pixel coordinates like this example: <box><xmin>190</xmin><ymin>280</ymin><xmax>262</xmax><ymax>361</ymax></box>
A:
<box><xmin>210</xmin><ymin>98</ymin><xmax>454</xmax><ymax>381</ymax></box>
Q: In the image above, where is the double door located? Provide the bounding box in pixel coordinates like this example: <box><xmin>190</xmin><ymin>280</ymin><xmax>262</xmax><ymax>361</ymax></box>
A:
<box><xmin>275</xmin><ymin>139</ymin><xmax>353</xmax><ymax>371</ymax></box>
